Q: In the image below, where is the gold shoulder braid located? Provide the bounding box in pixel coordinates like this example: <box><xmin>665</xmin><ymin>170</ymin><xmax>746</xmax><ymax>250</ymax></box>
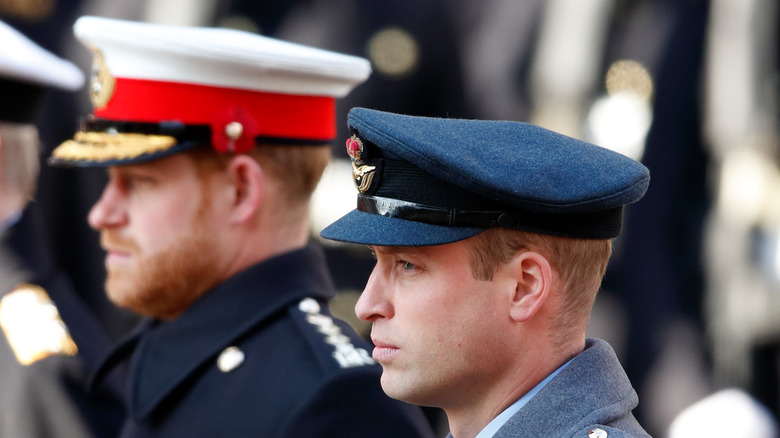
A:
<box><xmin>0</xmin><ymin>284</ymin><xmax>78</xmax><ymax>365</ymax></box>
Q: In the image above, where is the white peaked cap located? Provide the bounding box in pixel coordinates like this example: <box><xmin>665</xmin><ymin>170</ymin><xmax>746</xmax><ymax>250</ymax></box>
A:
<box><xmin>50</xmin><ymin>16</ymin><xmax>371</xmax><ymax>166</ymax></box>
<box><xmin>73</xmin><ymin>16</ymin><xmax>371</xmax><ymax>98</ymax></box>
<box><xmin>0</xmin><ymin>20</ymin><xmax>84</xmax><ymax>91</ymax></box>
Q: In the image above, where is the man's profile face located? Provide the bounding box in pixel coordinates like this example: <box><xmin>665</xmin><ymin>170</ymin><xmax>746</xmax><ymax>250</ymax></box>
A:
<box><xmin>355</xmin><ymin>239</ymin><xmax>518</xmax><ymax>410</ymax></box>
<box><xmin>88</xmin><ymin>154</ymin><xmax>226</xmax><ymax>320</ymax></box>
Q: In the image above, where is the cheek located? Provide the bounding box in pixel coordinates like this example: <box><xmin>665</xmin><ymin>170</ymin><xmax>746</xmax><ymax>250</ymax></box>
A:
<box><xmin>403</xmin><ymin>279</ymin><xmax>474</xmax><ymax>341</ymax></box>
<box><xmin>429</xmin><ymin>278</ymin><xmax>503</xmax><ymax>347</ymax></box>
<box><xmin>130</xmin><ymin>197</ymin><xmax>200</xmax><ymax>250</ymax></box>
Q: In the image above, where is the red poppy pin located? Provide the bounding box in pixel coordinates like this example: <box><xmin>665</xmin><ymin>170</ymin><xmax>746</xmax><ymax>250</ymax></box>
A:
<box><xmin>211</xmin><ymin>106</ymin><xmax>259</xmax><ymax>154</ymax></box>
<box><xmin>346</xmin><ymin>135</ymin><xmax>376</xmax><ymax>194</ymax></box>
<box><xmin>346</xmin><ymin>135</ymin><xmax>365</xmax><ymax>164</ymax></box>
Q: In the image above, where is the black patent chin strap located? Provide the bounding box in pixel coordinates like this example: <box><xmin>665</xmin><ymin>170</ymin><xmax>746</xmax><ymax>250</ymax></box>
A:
<box><xmin>356</xmin><ymin>194</ymin><xmax>623</xmax><ymax>239</ymax></box>
<box><xmin>358</xmin><ymin>194</ymin><xmax>508</xmax><ymax>228</ymax></box>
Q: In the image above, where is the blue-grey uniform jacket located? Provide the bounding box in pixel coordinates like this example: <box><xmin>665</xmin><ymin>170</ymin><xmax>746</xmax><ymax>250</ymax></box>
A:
<box><xmin>91</xmin><ymin>243</ymin><xmax>435</xmax><ymax>438</ymax></box>
<box><xmin>486</xmin><ymin>338</ymin><xmax>650</xmax><ymax>438</ymax></box>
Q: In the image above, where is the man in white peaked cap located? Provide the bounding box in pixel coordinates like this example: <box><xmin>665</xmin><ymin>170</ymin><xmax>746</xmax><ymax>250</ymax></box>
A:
<box><xmin>0</xmin><ymin>19</ymin><xmax>124</xmax><ymax>438</ymax></box>
<box><xmin>50</xmin><ymin>16</ymin><xmax>435</xmax><ymax>438</ymax></box>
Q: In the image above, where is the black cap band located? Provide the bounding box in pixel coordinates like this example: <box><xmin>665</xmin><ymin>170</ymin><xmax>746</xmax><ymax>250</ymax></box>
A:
<box><xmin>357</xmin><ymin>194</ymin><xmax>624</xmax><ymax>239</ymax></box>
<box><xmin>83</xmin><ymin>118</ymin><xmax>332</xmax><ymax>146</ymax></box>
<box><xmin>0</xmin><ymin>78</ymin><xmax>45</xmax><ymax>123</ymax></box>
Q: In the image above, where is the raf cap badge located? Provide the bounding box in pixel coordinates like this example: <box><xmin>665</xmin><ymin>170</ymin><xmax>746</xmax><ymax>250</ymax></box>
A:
<box><xmin>346</xmin><ymin>135</ymin><xmax>376</xmax><ymax>194</ymax></box>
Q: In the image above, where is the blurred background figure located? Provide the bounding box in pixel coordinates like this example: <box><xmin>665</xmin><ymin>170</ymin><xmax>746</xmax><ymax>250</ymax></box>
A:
<box><xmin>668</xmin><ymin>389</ymin><xmax>778</xmax><ymax>438</ymax></box>
<box><xmin>0</xmin><ymin>19</ymin><xmax>123</xmax><ymax>438</ymax></box>
<box><xmin>703</xmin><ymin>0</ymin><xmax>780</xmax><ymax>429</ymax></box>
<box><xmin>7</xmin><ymin>0</ymin><xmax>779</xmax><ymax>436</ymax></box>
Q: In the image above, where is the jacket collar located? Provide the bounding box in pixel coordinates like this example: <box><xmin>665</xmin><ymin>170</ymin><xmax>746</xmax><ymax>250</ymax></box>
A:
<box><xmin>492</xmin><ymin>338</ymin><xmax>639</xmax><ymax>437</ymax></box>
<box><xmin>92</xmin><ymin>243</ymin><xmax>336</xmax><ymax>420</ymax></box>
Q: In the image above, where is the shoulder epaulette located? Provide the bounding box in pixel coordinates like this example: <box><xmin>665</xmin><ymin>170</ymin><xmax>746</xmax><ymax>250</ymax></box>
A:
<box><xmin>0</xmin><ymin>283</ymin><xmax>78</xmax><ymax>365</ymax></box>
<box><xmin>297</xmin><ymin>297</ymin><xmax>375</xmax><ymax>369</ymax></box>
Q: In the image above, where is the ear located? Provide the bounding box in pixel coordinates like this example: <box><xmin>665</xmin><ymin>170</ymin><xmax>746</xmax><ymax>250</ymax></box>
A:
<box><xmin>225</xmin><ymin>154</ymin><xmax>264</xmax><ymax>224</ymax></box>
<box><xmin>506</xmin><ymin>251</ymin><xmax>552</xmax><ymax>322</ymax></box>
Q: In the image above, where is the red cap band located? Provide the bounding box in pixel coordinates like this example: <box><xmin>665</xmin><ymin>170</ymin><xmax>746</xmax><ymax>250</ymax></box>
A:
<box><xmin>94</xmin><ymin>78</ymin><xmax>336</xmax><ymax>141</ymax></box>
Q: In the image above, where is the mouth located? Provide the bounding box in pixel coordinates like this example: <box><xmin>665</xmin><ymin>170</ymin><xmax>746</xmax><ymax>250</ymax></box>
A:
<box><xmin>104</xmin><ymin>247</ymin><xmax>133</xmax><ymax>266</ymax></box>
<box><xmin>371</xmin><ymin>337</ymin><xmax>400</xmax><ymax>363</ymax></box>
<box><xmin>101</xmin><ymin>234</ymin><xmax>138</xmax><ymax>266</ymax></box>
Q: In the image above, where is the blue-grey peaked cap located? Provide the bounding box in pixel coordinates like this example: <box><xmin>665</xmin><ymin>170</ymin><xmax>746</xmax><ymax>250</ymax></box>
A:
<box><xmin>320</xmin><ymin>108</ymin><xmax>650</xmax><ymax>246</ymax></box>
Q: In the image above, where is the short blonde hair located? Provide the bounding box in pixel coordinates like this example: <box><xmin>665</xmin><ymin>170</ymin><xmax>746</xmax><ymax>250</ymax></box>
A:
<box><xmin>467</xmin><ymin>228</ymin><xmax>612</xmax><ymax>347</ymax></box>
<box><xmin>0</xmin><ymin>122</ymin><xmax>40</xmax><ymax>200</ymax></box>
<box><xmin>186</xmin><ymin>142</ymin><xmax>331</xmax><ymax>217</ymax></box>
<box><xmin>249</xmin><ymin>143</ymin><xmax>332</xmax><ymax>208</ymax></box>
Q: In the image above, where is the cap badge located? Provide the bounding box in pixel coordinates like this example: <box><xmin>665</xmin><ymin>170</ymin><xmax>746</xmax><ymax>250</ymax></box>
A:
<box><xmin>89</xmin><ymin>49</ymin><xmax>115</xmax><ymax>110</ymax></box>
<box><xmin>346</xmin><ymin>135</ymin><xmax>376</xmax><ymax>194</ymax></box>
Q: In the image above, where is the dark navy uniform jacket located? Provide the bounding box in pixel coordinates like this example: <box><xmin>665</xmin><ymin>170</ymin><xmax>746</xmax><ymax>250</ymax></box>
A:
<box><xmin>91</xmin><ymin>243</ymin><xmax>435</xmax><ymax>438</ymax></box>
<box><xmin>0</xmin><ymin>207</ymin><xmax>124</xmax><ymax>438</ymax></box>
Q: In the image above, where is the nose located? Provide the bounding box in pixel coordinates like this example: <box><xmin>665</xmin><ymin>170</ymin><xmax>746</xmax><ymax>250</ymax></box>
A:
<box><xmin>88</xmin><ymin>177</ymin><xmax>128</xmax><ymax>230</ymax></box>
<box><xmin>355</xmin><ymin>266</ymin><xmax>394</xmax><ymax>321</ymax></box>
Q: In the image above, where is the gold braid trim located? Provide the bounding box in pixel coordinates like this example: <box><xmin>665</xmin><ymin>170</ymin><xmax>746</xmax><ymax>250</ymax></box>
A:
<box><xmin>51</xmin><ymin>131</ymin><xmax>178</xmax><ymax>162</ymax></box>
<box><xmin>0</xmin><ymin>284</ymin><xmax>78</xmax><ymax>366</ymax></box>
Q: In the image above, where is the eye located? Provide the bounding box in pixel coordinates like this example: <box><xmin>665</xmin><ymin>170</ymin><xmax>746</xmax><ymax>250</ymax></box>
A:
<box><xmin>124</xmin><ymin>174</ymin><xmax>155</xmax><ymax>191</ymax></box>
<box><xmin>134</xmin><ymin>174</ymin><xmax>155</xmax><ymax>184</ymax></box>
<box><xmin>400</xmin><ymin>260</ymin><xmax>416</xmax><ymax>271</ymax></box>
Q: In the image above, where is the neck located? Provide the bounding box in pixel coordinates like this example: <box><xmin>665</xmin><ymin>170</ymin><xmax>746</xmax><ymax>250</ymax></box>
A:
<box><xmin>221</xmin><ymin>215</ymin><xmax>310</xmax><ymax>281</ymax></box>
<box><xmin>0</xmin><ymin>191</ymin><xmax>24</xmax><ymax>227</ymax></box>
<box><xmin>445</xmin><ymin>337</ymin><xmax>585</xmax><ymax>438</ymax></box>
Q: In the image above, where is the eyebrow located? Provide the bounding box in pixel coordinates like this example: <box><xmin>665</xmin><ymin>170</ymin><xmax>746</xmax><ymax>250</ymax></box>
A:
<box><xmin>368</xmin><ymin>245</ymin><xmax>427</xmax><ymax>257</ymax></box>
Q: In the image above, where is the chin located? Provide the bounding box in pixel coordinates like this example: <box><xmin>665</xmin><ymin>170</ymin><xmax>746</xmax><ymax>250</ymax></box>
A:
<box><xmin>106</xmin><ymin>273</ymin><xmax>152</xmax><ymax>313</ymax></box>
<box><xmin>382</xmin><ymin>373</ymin><xmax>447</xmax><ymax>408</ymax></box>
<box><xmin>380</xmin><ymin>373</ymin><xmax>416</xmax><ymax>403</ymax></box>
<box><xmin>105</xmin><ymin>278</ymin><xmax>138</xmax><ymax>309</ymax></box>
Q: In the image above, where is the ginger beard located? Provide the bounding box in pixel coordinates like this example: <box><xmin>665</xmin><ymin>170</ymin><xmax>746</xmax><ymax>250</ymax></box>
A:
<box><xmin>101</xmin><ymin>188</ymin><xmax>223</xmax><ymax>320</ymax></box>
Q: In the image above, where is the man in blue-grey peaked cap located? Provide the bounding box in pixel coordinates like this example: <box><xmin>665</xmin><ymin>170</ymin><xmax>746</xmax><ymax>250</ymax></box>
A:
<box><xmin>322</xmin><ymin>108</ymin><xmax>652</xmax><ymax>438</ymax></box>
